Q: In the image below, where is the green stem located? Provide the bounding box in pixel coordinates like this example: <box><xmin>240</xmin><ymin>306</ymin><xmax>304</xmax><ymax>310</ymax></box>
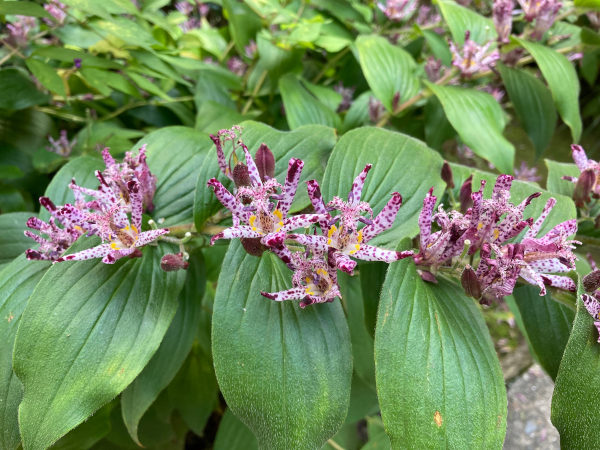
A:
<box><xmin>312</xmin><ymin>47</ymin><xmax>350</xmax><ymax>84</ymax></box>
<box><xmin>242</xmin><ymin>70</ymin><xmax>268</xmax><ymax>114</ymax></box>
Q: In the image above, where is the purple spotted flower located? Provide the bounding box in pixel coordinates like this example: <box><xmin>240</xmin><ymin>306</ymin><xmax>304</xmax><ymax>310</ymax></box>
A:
<box><xmin>55</xmin><ymin>180</ymin><xmax>168</xmax><ymax>264</ymax></box>
<box><xmin>6</xmin><ymin>16</ymin><xmax>36</xmax><ymax>47</ymax></box>
<box><xmin>289</xmin><ymin>165</ymin><xmax>412</xmax><ymax>275</ymax></box>
<box><xmin>450</xmin><ymin>31</ymin><xmax>500</xmax><ymax>77</ymax></box>
<box><xmin>227</xmin><ymin>57</ymin><xmax>247</xmax><ymax>77</ymax></box>
<box><xmin>493</xmin><ymin>0</ymin><xmax>514</xmax><ymax>44</ymax></box>
<box><xmin>378</xmin><ymin>0</ymin><xmax>418</xmax><ymax>21</ymax></box>
<box><xmin>563</xmin><ymin>145</ymin><xmax>600</xmax><ymax>207</ymax></box>
<box><xmin>475</xmin><ymin>243</ymin><xmax>525</xmax><ymax>300</ymax></box>
<box><xmin>47</xmin><ymin>130</ymin><xmax>76</xmax><ymax>156</ymax></box>
<box><xmin>519</xmin><ymin>198</ymin><xmax>578</xmax><ymax>295</ymax></box>
<box><xmin>518</xmin><ymin>0</ymin><xmax>561</xmax><ymax>40</ymax></box>
<box><xmin>583</xmin><ymin>294</ymin><xmax>600</xmax><ymax>343</ymax></box>
<box><xmin>44</xmin><ymin>0</ymin><xmax>67</xmax><ymax>26</ymax></box>
<box><xmin>261</xmin><ymin>250</ymin><xmax>341</xmax><ymax>308</ymax></box>
<box><xmin>208</xmin><ymin>132</ymin><xmax>324</xmax><ymax>254</ymax></box>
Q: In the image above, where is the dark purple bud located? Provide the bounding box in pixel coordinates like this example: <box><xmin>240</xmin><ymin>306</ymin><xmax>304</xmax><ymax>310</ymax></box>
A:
<box><xmin>441</xmin><ymin>161</ymin><xmax>454</xmax><ymax>189</ymax></box>
<box><xmin>160</xmin><ymin>253</ymin><xmax>189</xmax><ymax>271</ymax></box>
<box><xmin>129</xmin><ymin>249</ymin><xmax>143</xmax><ymax>259</ymax></box>
<box><xmin>25</xmin><ymin>249</ymin><xmax>43</xmax><ymax>260</ymax></box>
<box><xmin>584</xmin><ymin>270</ymin><xmax>600</xmax><ymax>292</ymax></box>
<box><xmin>73</xmin><ymin>58</ymin><xmax>82</xmax><ymax>69</ymax></box>
<box><xmin>464</xmin><ymin>30</ymin><xmax>471</xmax><ymax>42</ymax></box>
<box><xmin>39</xmin><ymin>196</ymin><xmax>57</xmax><ymax>211</ymax></box>
<box><xmin>233</xmin><ymin>162</ymin><xmax>251</xmax><ymax>187</ymax></box>
<box><xmin>392</xmin><ymin>92</ymin><xmax>401</xmax><ymax>110</ymax></box>
<box><xmin>574</xmin><ymin>168</ymin><xmax>595</xmax><ymax>208</ymax></box>
<box><xmin>459</xmin><ymin>175</ymin><xmax>473</xmax><ymax>213</ymax></box>
<box><xmin>461</xmin><ymin>265</ymin><xmax>481</xmax><ymax>299</ymax></box>
<box><xmin>255</xmin><ymin>143</ymin><xmax>275</xmax><ymax>181</ymax></box>
<box><xmin>241</xmin><ymin>237</ymin><xmax>266</xmax><ymax>257</ymax></box>
<box><xmin>595</xmin><ymin>215</ymin><xmax>600</xmax><ymax>229</ymax></box>
<box><xmin>418</xmin><ymin>269</ymin><xmax>438</xmax><ymax>284</ymax></box>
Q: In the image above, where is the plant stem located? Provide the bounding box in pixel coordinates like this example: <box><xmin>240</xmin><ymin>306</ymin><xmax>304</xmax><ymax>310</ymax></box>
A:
<box><xmin>312</xmin><ymin>47</ymin><xmax>350</xmax><ymax>84</ymax></box>
<box><xmin>242</xmin><ymin>70</ymin><xmax>268</xmax><ymax>114</ymax></box>
<box><xmin>34</xmin><ymin>106</ymin><xmax>88</xmax><ymax>122</ymax></box>
<box><xmin>327</xmin><ymin>439</ymin><xmax>345</xmax><ymax>450</ymax></box>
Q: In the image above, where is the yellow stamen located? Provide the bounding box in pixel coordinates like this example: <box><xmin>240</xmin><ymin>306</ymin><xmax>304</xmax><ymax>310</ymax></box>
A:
<box><xmin>357</xmin><ymin>230</ymin><xmax>363</xmax><ymax>243</ymax></box>
<box><xmin>493</xmin><ymin>229</ymin><xmax>500</xmax><ymax>240</ymax></box>
<box><xmin>249</xmin><ymin>215</ymin><xmax>257</xmax><ymax>231</ymax></box>
<box><xmin>477</xmin><ymin>222</ymin><xmax>484</xmax><ymax>231</ymax></box>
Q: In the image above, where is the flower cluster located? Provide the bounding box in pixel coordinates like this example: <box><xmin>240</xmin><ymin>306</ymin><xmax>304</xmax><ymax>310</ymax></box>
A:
<box><xmin>583</xmin><ymin>266</ymin><xmax>600</xmax><ymax>342</ymax></box>
<box><xmin>378</xmin><ymin>0</ymin><xmax>418</xmax><ymax>21</ymax></box>
<box><xmin>176</xmin><ymin>1</ymin><xmax>209</xmax><ymax>32</ymax></box>
<box><xmin>5</xmin><ymin>16</ymin><xmax>36</xmax><ymax>48</ymax></box>
<box><xmin>47</xmin><ymin>130</ymin><xmax>77</xmax><ymax>156</ymax></box>
<box><xmin>24</xmin><ymin>146</ymin><xmax>167</xmax><ymax>264</ymax></box>
<box><xmin>207</xmin><ymin>127</ymin><xmax>412</xmax><ymax>307</ymax></box>
<box><xmin>493</xmin><ymin>0</ymin><xmax>514</xmax><ymax>44</ymax></box>
<box><xmin>450</xmin><ymin>31</ymin><xmax>500</xmax><ymax>77</ymax></box>
<box><xmin>415</xmin><ymin>174</ymin><xmax>578</xmax><ymax>302</ymax></box>
<box><xmin>44</xmin><ymin>0</ymin><xmax>67</xmax><ymax>26</ymax></box>
<box><xmin>518</xmin><ymin>0</ymin><xmax>562</xmax><ymax>40</ymax></box>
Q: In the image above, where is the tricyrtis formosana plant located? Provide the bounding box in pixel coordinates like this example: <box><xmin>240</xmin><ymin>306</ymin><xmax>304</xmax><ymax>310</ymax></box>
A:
<box><xmin>3</xmin><ymin>0</ymin><xmax>600</xmax><ymax>448</ymax></box>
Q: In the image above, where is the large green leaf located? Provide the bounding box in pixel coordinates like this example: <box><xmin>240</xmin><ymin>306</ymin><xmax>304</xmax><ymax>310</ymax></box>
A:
<box><xmin>545</xmin><ymin>159</ymin><xmax>578</xmax><ymax>198</ymax></box>
<box><xmin>12</xmin><ymin>239</ymin><xmax>186</xmax><ymax>450</ymax></box>
<box><xmin>516</xmin><ymin>38</ymin><xmax>582</xmax><ymax>142</ymax></box>
<box><xmin>498</xmin><ymin>64</ymin><xmax>557</xmax><ymax>159</ymax></box>
<box><xmin>375</xmin><ymin>252</ymin><xmax>507</xmax><ymax>448</ymax></box>
<box><xmin>551</xmin><ymin>282</ymin><xmax>600</xmax><ymax>447</ymax></box>
<box><xmin>0</xmin><ymin>212</ymin><xmax>33</xmax><ymax>269</ymax></box>
<box><xmin>212</xmin><ymin>241</ymin><xmax>352</xmax><ymax>449</ymax></box>
<box><xmin>193</xmin><ymin>121</ymin><xmax>336</xmax><ymax>230</ymax></box>
<box><xmin>121</xmin><ymin>252</ymin><xmax>205</xmax><ymax>443</ymax></box>
<box><xmin>134</xmin><ymin>127</ymin><xmax>213</xmax><ymax>227</ymax></box>
<box><xmin>512</xmin><ymin>286</ymin><xmax>574</xmax><ymax>380</ymax></box>
<box><xmin>0</xmin><ymin>1</ymin><xmax>51</xmax><ymax>17</ymax></box>
<box><xmin>279</xmin><ymin>74</ymin><xmax>341</xmax><ymax>130</ymax></box>
<box><xmin>355</xmin><ymin>35</ymin><xmax>420</xmax><ymax>111</ymax></box>
<box><xmin>222</xmin><ymin>0</ymin><xmax>262</xmax><ymax>53</ymax></box>
<box><xmin>438</xmin><ymin>1</ymin><xmax>497</xmax><ymax>44</ymax></box>
<box><xmin>0</xmin><ymin>257</ymin><xmax>49</xmax><ymax>450</ymax></box>
<box><xmin>428</xmin><ymin>83</ymin><xmax>515</xmax><ymax>173</ymax></box>
<box><xmin>214</xmin><ymin>409</ymin><xmax>258</xmax><ymax>450</ymax></box>
<box><xmin>51</xmin><ymin>403</ymin><xmax>113</xmax><ymax>450</ymax></box>
<box><xmin>25</xmin><ymin>59</ymin><xmax>67</xmax><ymax>98</ymax></box>
<box><xmin>0</xmin><ymin>69</ymin><xmax>50</xmax><ymax>111</ymax></box>
<box><xmin>321</xmin><ymin>127</ymin><xmax>446</xmax><ymax>246</ymax></box>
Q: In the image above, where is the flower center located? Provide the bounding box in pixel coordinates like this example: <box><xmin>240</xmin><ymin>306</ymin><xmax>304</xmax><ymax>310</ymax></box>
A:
<box><xmin>327</xmin><ymin>225</ymin><xmax>362</xmax><ymax>255</ymax></box>
<box><xmin>249</xmin><ymin>209</ymin><xmax>284</xmax><ymax>235</ymax></box>
<box><xmin>110</xmin><ymin>224</ymin><xmax>139</xmax><ymax>250</ymax></box>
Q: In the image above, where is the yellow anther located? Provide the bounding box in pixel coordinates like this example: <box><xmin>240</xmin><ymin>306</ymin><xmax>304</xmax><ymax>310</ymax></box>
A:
<box><xmin>357</xmin><ymin>230</ymin><xmax>363</xmax><ymax>243</ymax></box>
<box><xmin>249</xmin><ymin>215</ymin><xmax>257</xmax><ymax>231</ymax></box>
<box><xmin>477</xmin><ymin>222</ymin><xmax>484</xmax><ymax>231</ymax></box>
<box><xmin>493</xmin><ymin>229</ymin><xmax>500</xmax><ymax>240</ymax></box>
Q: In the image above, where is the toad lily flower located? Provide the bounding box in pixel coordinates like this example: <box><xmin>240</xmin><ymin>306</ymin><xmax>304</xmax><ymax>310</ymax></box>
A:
<box><xmin>378</xmin><ymin>0</ymin><xmax>418</xmax><ymax>21</ymax></box>
<box><xmin>475</xmin><ymin>243</ymin><xmax>525</xmax><ymax>300</ymax></box>
<box><xmin>56</xmin><ymin>180</ymin><xmax>168</xmax><ymax>264</ymax></box>
<box><xmin>291</xmin><ymin>164</ymin><xmax>412</xmax><ymax>274</ymax></box>
<box><xmin>518</xmin><ymin>198</ymin><xmax>578</xmax><ymax>295</ymax></box>
<box><xmin>493</xmin><ymin>0</ymin><xmax>514</xmax><ymax>44</ymax></box>
<box><xmin>450</xmin><ymin>31</ymin><xmax>500</xmax><ymax>77</ymax></box>
<box><xmin>261</xmin><ymin>251</ymin><xmax>341</xmax><ymax>308</ymax></box>
<box><xmin>582</xmin><ymin>294</ymin><xmax>600</xmax><ymax>343</ymax></box>
<box><xmin>517</xmin><ymin>0</ymin><xmax>562</xmax><ymax>39</ymax></box>
<box><xmin>208</xmin><ymin>142</ymin><xmax>324</xmax><ymax>247</ymax></box>
<box><xmin>563</xmin><ymin>145</ymin><xmax>600</xmax><ymax>207</ymax></box>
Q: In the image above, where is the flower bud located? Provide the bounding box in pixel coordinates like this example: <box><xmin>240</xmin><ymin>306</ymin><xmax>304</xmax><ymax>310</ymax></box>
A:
<box><xmin>417</xmin><ymin>269</ymin><xmax>438</xmax><ymax>283</ymax></box>
<box><xmin>573</xmin><ymin>168</ymin><xmax>595</xmax><ymax>207</ymax></box>
<box><xmin>584</xmin><ymin>270</ymin><xmax>600</xmax><ymax>293</ymax></box>
<box><xmin>160</xmin><ymin>253</ymin><xmax>189</xmax><ymax>271</ymax></box>
<box><xmin>459</xmin><ymin>175</ymin><xmax>473</xmax><ymax>213</ymax></box>
<box><xmin>255</xmin><ymin>143</ymin><xmax>275</xmax><ymax>181</ymax></box>
<box><xmin>441</xmin><ymin>161</ymin><xmax>455</xmax><ymax>189</ymax></box>
<box><xmin>461</xmin><ymin>265</ymin><xmax>482</xmax><ymax>299</ymax></box>
<box><xmin>232</xmin><ymin>162</ymin><xmax>251</xmax><ymax>188</ymax></box>
<box><xmin>241</xmin><ymin>237</ymin><xmax>266</xmax><ymax>257</ymax></box>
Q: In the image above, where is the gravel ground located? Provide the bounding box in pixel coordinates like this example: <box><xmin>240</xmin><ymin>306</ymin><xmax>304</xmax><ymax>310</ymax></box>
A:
<box><xmin>504</xmin><ymin>364</ymin><xmax>559</xmax><ymax>449</ymax></box>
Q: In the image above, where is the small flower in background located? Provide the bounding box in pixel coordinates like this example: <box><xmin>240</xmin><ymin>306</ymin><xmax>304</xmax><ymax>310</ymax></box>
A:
<box><xmin>175</xmin><ymin>1</ymin><xmax>194</xmax><ymax>15</ymax></box>
<box><xmin>514</xmin><ymin>161</ymin><xmax>541</xmax><ymax>183</ymax></box>
<box><xmin>368</xmin><ymin>97</ymin><xmax>386</xmax><ymax>123</ymax></box>
<box><xmin>227</xmin><ymin>56</ymin><xmax>247</xmax><ymax>77</ymax></box>
<box><xmin>425</xmin><ymin>57</ymin><xmax>443</xmax><ymax>82</ymax></box>
<box><xmin>587</xmin><ymin>11</ymin><xmax>600</xmax><ymax>29</ymax></box>
<box><xmin>334</xmin><ymin>82</ymin><xmax>355</xmax><ymax>112</ymax></box>
<box><xmin>44</xmin><ymin>0</ymin><xmax>67</xmax><ymax>26</ymax></box>
<box><xmin>6</xmin><ymin>16</ymin><xmax>36</xmax><ymax>47</ymax></box>
<box><xmin>25</xmin><ymin>147</ymin><xmax>165</xmax><ymax>263</ymax></box>
<box><xmin>245</xmin><ymin>40</ymin><xmax>257</xmax><ymax>59</ymax></box>
<box><xmin>493</xmin><ymin>0</ymin><xmax>514</xmax><ymax>44</ymax></box>
<box><xmin>563</xmin><ymin>144</ymin><xmax>600</xmax><ymax>207</ymax></box>
<box><xmin>416</xmin><ymin>6</ymin><xmax>442</xmax><ymax>28</ymax></box>
<box><xmin>160</xmin><ymin>252</ymin><xmax>189</xmax><ymax>271</ymax></box>
<box><xmin>378</xmin><ymin>0</ymin><xmax>418</xmax><ymax>21</ymax></box>
<box><xmin>518</xmin><ymin>0</ymin><xmax>562</xmax><ymax>40</ymax></box>
<box><xmin>73</xmin><ymin>58</ymin><xmax>82</xmax><ymax>69</ymax></box>
<box><xmin>47</xmin><ymin>130</ymin><xmax>77</xmax><ymax>157</ymax></box>
<box><xmin>479</xmin><ymin>85</ymin><xmax>505</xmax><ymax>103</ymax></box>
<box><xmin>450</xmin><ymin>31</ymin><xmax>500</xmax><ymax>77</ymax></box>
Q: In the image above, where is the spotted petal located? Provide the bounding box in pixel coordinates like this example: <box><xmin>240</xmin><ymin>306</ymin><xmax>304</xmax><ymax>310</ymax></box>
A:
<box><xmin>56</xmin><ymin>243</ymin><xmax>112</xmax><ymax>262</ymax></box>
<box><xmin>348</xmin><ymin>164</ymin><xmax>372</xmax><ymax>204</ymax></box>
<box><xmin>362</xmin><ymin>192</ymin><xmax>402</xmax><ymax>242</ymax></box>
<box><xmin>261</xmin><ymin>287</ymin><xmax>308</xmax><ymax>302</ymax></box>
<box><xmin>211</xmin><ymin>226</ymin><xmax>262</xmax><ymax>244</ymax></box>
<box><xmin>354</xmin><ymin>244</ymin><xmax>413</xmax><ymax>263</ymax></box>
<box><xmin>277</xmin><ymin>158</ymin><xmax>304</xmax><ymax>216</ymax></box>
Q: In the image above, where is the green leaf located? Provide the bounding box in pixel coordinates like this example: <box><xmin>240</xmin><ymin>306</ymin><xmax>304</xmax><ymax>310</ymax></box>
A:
<box><xmin>121</xmin><ymin>252</ymin><xmax>205</xmax><ymax>443</ymax></box>
<box><xmin>363</xmin><ymin>417</ymin><xmax>391</xmax><ymax>450</ymax></box>
<box><xmin>212</xmin><ymin>241</ymin><xmax>352</xmax><ymax>449</ymax></box>
<box><xmin>13</xmin><ymin>239</ymin><xmax>186</xmax><ymax>450</ymax></box>
<box><xmin>428</xmin><ymin>83</ymin><xmax>515</xmax><ymax>173</ymax></box>
<box><xmin>90</xmin><ymin>17</ymin><xmax>158</xmax><ymax>49</ymax></box>
<box><xmin>515</xmin><ymin>38</ymin><xmax>582</xmax><ymax>142</ymax></box>
<box><xmin>51</xmin><ymin>403</ymin><xmax>113</xmax><ymax>450</ymax></box>
<box><xmin>25</xmin><ymin>59</ymin><xmax>67</xmax><ymax>97</ymax></box>
<box><xmin>39</xmin><ymin>156</ymin><xmax>103</xmax><ymax>222</ymax></box>
<box><xmin>279</xmin><ymin>74</ymin><xmax>341</xmax><ymax>129</ymax></box>
<box><xmin>424</xmin><ymin>95</ymin><xmax>455</xmax><ymax>151</ymax></box>
<box><xmin>355</xmin><ymin>35</ymin><xmax>420</xmax><ymax>111</ymax></box>
<box><xmin>438</xmin><ymin>0</ymin><xmax>497</xmax><ymax>44</ymax></box>
<box><xmin>0</xmin><ymin>69</ymin><xmax>50</xmax><ymax>111</ymax></box>
<box><xmin>321</xmin><ymin>127</ymin><xmax>446</xmax><ymax>246</ymax></box>
<box><xmin>375</xmin><ymin>251</ymin><xmax>507</xmax><ymax>448</ymax></box>
<box><xmin>551</xmin><ymin>281</ymin><xmax>600</xmax><ymax>447</ymax></box>
<box><xmin>222</xmin><ymin>0</ymin><xmax>262</xmax><ymax>53</ymax></box>
<box><xmin>193</xmin><ymin>121</ymin><xmax>336</xmax><ymax>230</ymax></box>
<box><xmin>0</xmin><ymin>1</ymin><xmax>51</xmax><ymax>17</ymax></box>
<box><xmin>498</xmin><ymin>64</ymin><xmax>557</xmax><ymax>159</ymax></box>
<box><xmin>0</xmin><ymin>257</ymin><xmax>50</xmax><ymax>450</ymax></box>
<box><xmin>545</xmin><ymin>159</ymin><xmax>578</xmax><ymax>198</ymax></box>
<box><xmin>195</xmin><ymin>101</ymin><xmax>247</xmax><ymax>133</ymax></box>
<box><xmin>214</xmin><ymin>409</ymin><xmax>258</xmax><ymax>450</ymax></box>
<box><xmin>134</xmin><ymin>127</ymin><xmax>213</xmax><ymax>227</ymax></box>
<box><xmin>574</xmin><ymin>0</ymin><xmax>600</xmax><ymax>9</ymax></box>
<box><xmin>0</xmin><ymin>212</ymin><xmax>33</xmax><ymax>269</ymax></box>
<box><xmin>512</xmin><ymin>286</ymin><xmax>574</xmax><ymax>380</ymax></box>
<box><xmin>421</xmin><ymin>29</ymin><xmax>452</xmax><ymax>66</ymax></box>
